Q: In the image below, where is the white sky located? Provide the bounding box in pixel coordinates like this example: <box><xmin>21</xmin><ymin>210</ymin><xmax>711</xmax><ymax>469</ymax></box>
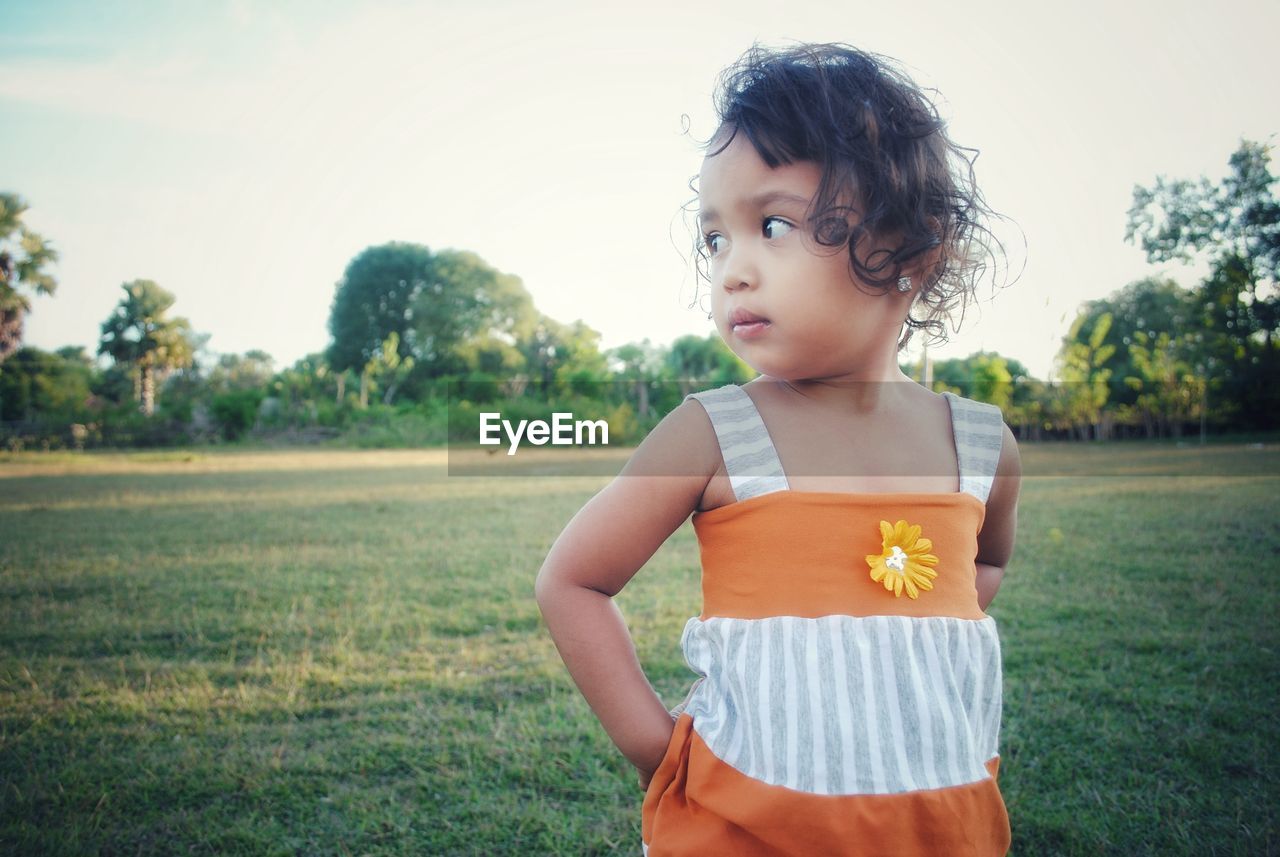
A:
<box><xmin>2</xmin><ymin>0</ymin><xmax>1276</xmax><ymax>381</ymax></box>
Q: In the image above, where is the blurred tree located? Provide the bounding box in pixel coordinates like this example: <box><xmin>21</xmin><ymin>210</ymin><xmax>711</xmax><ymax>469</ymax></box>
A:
<box><xmin>1123</xmin><ymin>330</ymin><xmax>1205</xmax><ymax>438</ymax></box>
<box><xmin>553</xmin><ymin>320</ymin><xmax>610</xmax><ymax>397</ymax></box>
<box><xmin>147</xmin><ymin>330</ymin><xmax>213</xmax><ymax>421</ymax></box>
<box><xmin>97</xmin><ymin>280</ymin><xmax>195</xmax><ymax>416</ymax></box>
<box><xmin>0</xmin><ymin>193</ymin><xmax>59</xmax><ymax>363</ymax></box>
<box><xmin>1066</xmin><ymin>277</ymin><xmax>1197</xmax><ymax>408</ymax></box>
<box><xmin>925</xmin><ymin>352</ymin><xmax>1030</xmax><ymax>398</ymax></box>
<box><xmin>453</xmin><ymin>335</ymin><xmax>526</xmax><ymax>398</ymax></box>
<box><xmin>92</xmin><ymin>361</ymin><xmax>138</xmax><ymax>408</ymax></box>
<box><xmin>666</xmin><ymin>335</ymin><xmax>721</xmax><ymax>389</ymax></box>
<box><xmin>968</xmin><ymin>353</ymin><xmax>1014</xmax><ymax>411</ymax></box>
<box><xmin>914</xmin><ymin>350</ymin><xmax>1042</xmax><ymax>435</ymax></box>
<box><xmin>608</xmin><ymin>339</ymin><xmax>663</xmax><ymax>419</ymax></box>
<box><xmin>210</xmin><ymin>389</ymin><xmax>264</xmax><ymax>441</ymax></box>
<box><xmin>517</xmin><ymin>315</ymin><xmax>573</xmax><ymax>392</ymax></box>
<box><xmin>327</xmin><ymin>244</ymin><xmax>539</xmax><ymax>400</ymax></box>
<box><xmin>232</xmin><ymin>351</ymin><xmax>337</xmax><ymax>431</ymax></box>
<box><xmin>327</xmin><ymin>243</ymin><xmax>432</xmax><ymax>399</ymax></box>
<box><xmin>1057</xmin><ymin>311</ymin><xmax>1116</xmax><ymax>439</ymax></box>
<box><xmin>0</xmin><ymin>346</ymin><xmax>93</xmax><ymax>422</ymax></box>
<box><xmin>510</xmin><ymin>314</ymin><xmax>610</xmax><ymax>398</ymax></box>
<box><xmin>207</xmin><ymin>349</ymin><xmax>276</xmax><ymax>394</ymax></box>
<box><xmin>1126</xmin><ymin>138</ymin><xmax>1280</xmax><ymax>427</ymax></box>
<box><xmin>417</xmin><ymin>249</ymin><xmax>538</xmax><ymax>373</ymax></box>
<box><xmin>272</xmin><ymin>352</ymin><xmax>331</xmax><ymax>401</ymax></box>
<box><xmin>665</xmin><ymin>334</ymin><xmax>754</xmax><ymax>396</ymax></box>
<box><xmin>361</xmin><ymin>331</ymin><xmax>416</xmax><ymax>406</ymax></box>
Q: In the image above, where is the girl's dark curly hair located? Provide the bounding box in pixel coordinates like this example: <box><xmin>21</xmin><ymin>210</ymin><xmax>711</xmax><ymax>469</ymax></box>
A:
<box><xmin>695</xmin><ymin>42</ymin><xmax>1009</xmax><ymax>351</ymax></box>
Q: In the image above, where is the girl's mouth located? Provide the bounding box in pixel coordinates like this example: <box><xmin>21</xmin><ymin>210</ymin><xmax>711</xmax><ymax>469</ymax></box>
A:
<box><xmin>732</xmin><ymin>319</ymin><xmax>771</xmax><ymax>339</ymax></box>
<box><xmin>729</xmin><ymin>308</ymin><xmax>770</xmax><ymax>338</ymax></box>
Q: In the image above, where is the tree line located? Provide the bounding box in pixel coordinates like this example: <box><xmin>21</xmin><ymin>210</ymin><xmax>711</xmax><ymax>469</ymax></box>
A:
<box><xmin>1</xmin><ymin>139</ymin><xmax>1276</xmax><ymax>451</ymax></box>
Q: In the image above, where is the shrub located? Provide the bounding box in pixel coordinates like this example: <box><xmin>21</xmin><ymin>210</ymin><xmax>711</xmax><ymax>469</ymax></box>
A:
<box><xmin>210</xmin><ymin>389</ymin><xmax>265</xmax><ymax>441</ymax></box>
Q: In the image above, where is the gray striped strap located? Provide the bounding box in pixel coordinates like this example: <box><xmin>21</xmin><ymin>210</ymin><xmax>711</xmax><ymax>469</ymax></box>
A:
<box><xmin>942</xmin><ymin>391</ymin><xmax>1005</xmax><ymax>504</ymax></box>
<box><xmin>685</xmin><ymin>385</ymin><xmax>789</xmax><ymax>503</ymax></box>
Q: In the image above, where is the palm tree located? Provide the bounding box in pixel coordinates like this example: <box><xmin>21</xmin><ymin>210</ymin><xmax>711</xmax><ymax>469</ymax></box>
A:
<box><xmin>0</xmin><ymin>193</ymin><xmax>59</xmax><ymax>363</ymax></box>
<box><xmin>98</xmin><ymin>280</ymin><xmax>195</xmax><ymax>416</ymax></box>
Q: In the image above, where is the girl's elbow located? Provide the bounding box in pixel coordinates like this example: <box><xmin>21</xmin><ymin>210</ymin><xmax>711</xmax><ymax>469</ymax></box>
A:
<box><xmin>533</xmin><ymin>562</ymin><xmax>558</xmax><ymax>610</ymax></box>
<box><xmin>988</xmin><ymin>563</ymin><xmax>1006</xmax><ymax>586</ymax></box>
<box><xmin>975</xmin><ymin>562</ymin><xmax>1006</xmax><ymax>610</ymax></box>
<box><xmin>534</xmin><ymin>560</ymin><xmax>585</xmax><ymax>611</ymax></box>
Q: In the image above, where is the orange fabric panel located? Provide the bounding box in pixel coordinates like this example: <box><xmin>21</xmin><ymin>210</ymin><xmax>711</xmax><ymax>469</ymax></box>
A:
<box><xmin>692</xmin><ymin>492</ymin><xmax>989</xmax><ymax>621</ymax></box>
<box><xmin>643</xmin><ymin>715</ymin><xmax>1010</xmax><ymax>856</ymax></box>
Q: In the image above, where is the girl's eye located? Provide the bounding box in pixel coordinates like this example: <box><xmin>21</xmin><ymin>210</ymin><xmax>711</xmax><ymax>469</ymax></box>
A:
<box><xmin>763</xmin><ymin>217</ymin><xmax>794</xmax><ymax>240</ymax></box>
<box><xmin>703</xmin><ymin>233</ymin><xmax>726</xmax><ymax>256</ymax></box>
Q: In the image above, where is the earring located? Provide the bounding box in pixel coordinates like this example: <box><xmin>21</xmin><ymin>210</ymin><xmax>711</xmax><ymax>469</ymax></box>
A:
<box><xmin>896</xmin><ymin>276</ymin><xmax>912</xmax><ymax>293</ymax></box>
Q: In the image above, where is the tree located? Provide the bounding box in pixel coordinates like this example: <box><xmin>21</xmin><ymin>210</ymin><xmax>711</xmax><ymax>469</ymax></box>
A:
<box><xmin>269</xmin><ymin>352</ymin><xmax>332</xmax><ymax>411</ymax></box>
<box><xmin>98</xmin><ymin>280</ymin><xmax>195</xmax><ymax>416</ymax></box>
<box><xmin>1127</xmin><ymin>139</ymin><xmax>1280</xmax><ymax>294</ymax></box>
<box><xmin>1057</xmin><ymin>311</ymin><xmax>1116</xmax><ymax>439</ymax></box>
<box><xmin>925</xmin><ymin>351</ymin><xmax>1030</xmax><ymax>399</ymax></box>
<box><xmin>327</xmin><ymin>243</ymin><xmax>432</xmax><ymax>391</ymax></box>
<box><xmin>552</xmin><ymin>320</ymin><xmax>610</xmax><ymax>396</ymax></box>
<box><xmin>236</xmin><ymin>351</ymin><xmax>337</xmax><ymax>430</ymax></box>
<box><xmin>0</xmin><ymin>194</ymin><xmax>59</xmax><ymax>364</ymax></box>
<box><xmin>416</xmin><ymin>248</ymin><xmax>537</xmax><ymax>373</ymax></box>
<box><xmin>207</xmin><ymin>350</ymin><xmax>275</xmax><ymax>394</ymax></box>
<box><xmin>452</xmin><ymin>335</ymin><xmax>526</xmax><ymax>397</ymax></box>
<box><xmin>361</xmin><ymin>331</ymin><xmax>416</xmax><ymax>406</ymax></box>
<box><xmin>1066</xmin><ymin>277</ymin><xmax>1197</xmax><ymax>409</ymax></box>
<box><xmin>1126</xmin><ymin>138</ymin><xmax>1280</xmax><ymax>427</ymax></box>
<box><xmin>327</xmin><ymin>244</ymin><xmax>539</xmax><ymax>397</ymax></box>
<box><xmin>146</xmin><ymin>330</ymin><xmax>213</xmax><ymax>422</ymax></box>
<box><xmin>665</xmin><ymin>334</ymin><xmax>754</xmax><ymax>396</ymax></box>
<box><xmin>511</xmin><ymin>314</ymin><xmax>610</xmax><ymax>397</ymax></box>
<box><xmin>916</xmin><ymin>350</ymin><xmax>1042</xmax><ymax>436</ymax></box>
<box><xmin>608</xmin><ymin>339</ymin><xmax>663</xmax><ymax>419</ymax></box>
<box><xmin>517</xmin><ymin>315</ymin><xmax>572</xmax><ymax>392</ymax></box>
<box><xmin>968</xmin><ymin>353</ymin><xmax>1014</xmax><ymax>411</ymax></box>
<box><xmin>1123</xmin><ymin>330</ymin><xmax>1205</xmax><ymax>438</ymax></box>
<box><xmin>0</xmin><ymin>346</ymin><xmax>93</xmax><ymax>422</ymax></box>
<box><xmin>191</xmin><ymin>349</ymin><xmax>277</xmax><ymax>430</ymax></box>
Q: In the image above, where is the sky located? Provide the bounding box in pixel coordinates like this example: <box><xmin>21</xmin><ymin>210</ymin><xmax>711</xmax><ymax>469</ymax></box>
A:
<box><xmin>2</xmin><ymin>0</ymin><xmax>1276</xmax><ymax>381</ymax></box>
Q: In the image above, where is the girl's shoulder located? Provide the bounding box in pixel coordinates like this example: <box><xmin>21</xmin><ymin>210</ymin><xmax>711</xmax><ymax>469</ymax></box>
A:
<box><xmin>642</xmin><ymin>385</ymin><xmax>752</xmax><ymax>514</ymax></box>
<box><xmin>620</xmin><ymin>390</ymin><xmax>724</xmax><ymax>486</ymax></box>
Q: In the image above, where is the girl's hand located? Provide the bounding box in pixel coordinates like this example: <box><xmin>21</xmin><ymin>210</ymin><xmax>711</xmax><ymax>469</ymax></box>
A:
<box><xmin>636</xmin><ymin>716</ymin><xmax>677</xmax><ymax>791</ymax></box>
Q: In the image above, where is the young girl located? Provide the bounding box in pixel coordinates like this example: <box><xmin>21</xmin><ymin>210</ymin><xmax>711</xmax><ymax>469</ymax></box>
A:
<box><xmin>536</xmin><ymin>42</ymin><xmax>1021</xmax><ymax>856</ymax></box>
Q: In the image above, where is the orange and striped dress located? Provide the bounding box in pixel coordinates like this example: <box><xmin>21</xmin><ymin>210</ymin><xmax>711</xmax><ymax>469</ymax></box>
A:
<box><xmin>641</xmin><ymin>384</ymin><xmax>1011</xmax><ymax>856</ymax></box>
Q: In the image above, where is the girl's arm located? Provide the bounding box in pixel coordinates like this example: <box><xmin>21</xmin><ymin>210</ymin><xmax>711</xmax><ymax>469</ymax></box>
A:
<box><xmin>975</xmin><ymin>422</ymin><xmax>1022</xmax><ymax>611</ymax></box>
<box><xmin>535</xmin><ymin>399</ymin><xmax>719</xmax><ymax>781</ymax></box>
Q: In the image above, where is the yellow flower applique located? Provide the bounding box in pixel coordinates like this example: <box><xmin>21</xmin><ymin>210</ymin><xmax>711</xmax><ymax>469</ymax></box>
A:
<box><xmin>865</xmin><ymin>520</ymin><xmax>940</xmax><ymax>599</ymax></box>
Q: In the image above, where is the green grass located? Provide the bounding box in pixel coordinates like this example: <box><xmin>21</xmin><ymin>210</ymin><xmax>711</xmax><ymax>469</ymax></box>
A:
<box><xmin>1</xmin><ymin>444</ymin><xmax>1277</xmax><ymax>855</ymax></box>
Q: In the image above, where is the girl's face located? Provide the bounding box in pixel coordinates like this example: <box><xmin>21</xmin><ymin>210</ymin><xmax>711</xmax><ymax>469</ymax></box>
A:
<box><xmin>698</xmin><ymin>131</ymin><xmax>913</xmax><ymax>382</ymax></box>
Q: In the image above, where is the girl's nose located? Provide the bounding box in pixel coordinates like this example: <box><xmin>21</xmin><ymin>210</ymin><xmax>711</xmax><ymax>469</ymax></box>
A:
<box><xmin>717</xmin><ymin>246</ymin><xmax>757</xmax><ymax>293</ymax></box>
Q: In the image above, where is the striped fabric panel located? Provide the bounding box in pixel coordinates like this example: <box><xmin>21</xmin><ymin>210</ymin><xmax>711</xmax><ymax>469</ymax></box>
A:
<box><xmin>680</xmin><ymin>614</ymin><xmax>1003</xmax><ymax>796</ymax></box>
<box><xmin>686</xmin><ymin>386</ymin><xmax>789</xmax><ymax>502</ymax></box>
<box><xmin>942</xmin><ymin>392</ymin><xmax>1005</xmax><ymax>504</ymax></box>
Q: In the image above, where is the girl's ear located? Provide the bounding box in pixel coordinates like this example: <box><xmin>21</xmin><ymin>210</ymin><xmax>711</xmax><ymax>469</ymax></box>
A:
<box><xmin>906</xmin><ymin>217</ymin><xmax>945</xmax><ymax>289</ymax></box>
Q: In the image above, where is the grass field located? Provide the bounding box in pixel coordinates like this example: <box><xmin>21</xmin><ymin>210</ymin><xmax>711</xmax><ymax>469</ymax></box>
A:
<box><xmin>1</xmin><ymin>443</ymin><xmax>1277</xmax><ymax>855</ymax></box>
